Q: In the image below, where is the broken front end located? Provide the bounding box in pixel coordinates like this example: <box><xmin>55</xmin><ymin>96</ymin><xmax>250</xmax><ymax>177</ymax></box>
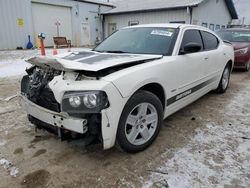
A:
<box><xmin>20</xmin><ymin>66</ymin><xmax>111</xmax><ymax>145</ymax></box>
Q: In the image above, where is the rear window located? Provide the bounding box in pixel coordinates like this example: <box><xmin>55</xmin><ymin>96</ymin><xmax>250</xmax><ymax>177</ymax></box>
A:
<box><xmin>201</xmin><ymin>31</ymin><xmax>219</xmax><ymax>50</ymax></box>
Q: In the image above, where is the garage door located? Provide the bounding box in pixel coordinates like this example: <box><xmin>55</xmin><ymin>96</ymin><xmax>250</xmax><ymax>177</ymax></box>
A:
<box><xmin>32</xmin><ymin>3</ymin><xmax>72</xmax><ymax>47</ymax></box>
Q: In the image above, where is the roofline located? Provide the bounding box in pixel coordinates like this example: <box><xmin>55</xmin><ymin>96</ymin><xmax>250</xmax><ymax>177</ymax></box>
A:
<box><xmin>74</xmin><ymin>0</ymin><xmax>115</xmax><ymax>7</ymax></box>
<box><xmin>225</xmin><ymin>0</ymin><xmax>238</xmax><ymax>19</ymax></box>
<box><xmin>102</xmin><ymin>5</ymin><xmax>196</xmax><ymax>15</ymax></box>
<box><xmin>102</xmin><ymin>0</ymin><xmax>238</xmax><ymax>19</ymax></box>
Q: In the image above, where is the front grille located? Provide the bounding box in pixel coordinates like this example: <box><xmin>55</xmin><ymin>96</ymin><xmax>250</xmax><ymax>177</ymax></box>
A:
<box><xmin>33</xmin><ymin>88</ymin><xmax>61</xmax><ymax>112</ymax></box>
<box><xmin>21</xmin><ymin>75</ymin><xmax>61</xmax><ymax>113</ymax></box>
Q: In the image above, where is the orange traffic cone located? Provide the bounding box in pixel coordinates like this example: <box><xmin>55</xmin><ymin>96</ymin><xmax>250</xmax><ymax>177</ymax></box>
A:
<box><xmin>53</xmin><ymin>45</ymin><xmax>58</xmax><ymax>55</ymax></box>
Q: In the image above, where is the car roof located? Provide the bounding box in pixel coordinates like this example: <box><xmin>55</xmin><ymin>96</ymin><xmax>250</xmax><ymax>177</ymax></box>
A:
<box><xmin>123</xmin><ymin>23</ymin><xmax>209</xmax><ymax>30</ymax></box>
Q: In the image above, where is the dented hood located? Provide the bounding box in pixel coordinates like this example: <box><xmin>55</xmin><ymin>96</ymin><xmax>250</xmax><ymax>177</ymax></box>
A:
<box><xmin>26</xmin><ymin>50</ymin><xmax>163</xmax><ymax>72</ymax></box>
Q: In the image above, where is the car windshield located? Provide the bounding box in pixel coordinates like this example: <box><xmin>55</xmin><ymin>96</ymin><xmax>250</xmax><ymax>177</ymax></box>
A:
<box><xmin>217</xmin><ymin>30</ymin><xmax>250</xmax><ymax>43</ymax></box>
<box><xmin>94</xmin><ymin>27</ymin><xmax>178</xmax><ymax>55</ymax></box>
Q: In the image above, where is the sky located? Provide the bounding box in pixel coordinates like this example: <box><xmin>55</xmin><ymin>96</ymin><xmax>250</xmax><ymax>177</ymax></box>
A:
<box><xmin>233</xmin><ymin>0</ymin><xmax>250</xmax><ymax>24</ymax></box>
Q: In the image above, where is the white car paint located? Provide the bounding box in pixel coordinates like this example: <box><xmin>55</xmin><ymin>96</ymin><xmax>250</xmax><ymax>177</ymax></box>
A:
<box><xmin>27</xmin><ymin>52</ymin><xmax>162</xmax><ymax>72</ymax></box>
<box><xmin>22</xmin><ymin>24</ymin><xmax>234</xmax><ymax>150</ymax></box>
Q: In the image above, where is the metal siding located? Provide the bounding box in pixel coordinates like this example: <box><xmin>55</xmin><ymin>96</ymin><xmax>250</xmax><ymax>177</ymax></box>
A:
<box><xmin>0</xmin><ymin>0</ymin><xmax>112</xmax><ymax>49</ymax></box>
<box><xmin>104</xmin><ymin>9</ymin><xmax>190</xmax><ymax>37</ymax></box>
<box><xmin>71</xmin><ymin>2</ymin><xmax>111</xmax><ymax>46</ymax></box>
<box><xmin>0</xmin><ymin>0</ymin><xmax>34</xmax><ymax>50</ymax></box>
<box><xmin>104</xmin><ymin>0</ymin><xmax>204</xmax><ymax>14</ymax></box>
<box><xmin>192</xmin><ymin>0</ymin><xmax>232</xmax><ymax>28</ymax></box>
<box><xmin>32</xmin><ymin>3</ymin><xmax>73</xmax><ymax>47</ymax></box>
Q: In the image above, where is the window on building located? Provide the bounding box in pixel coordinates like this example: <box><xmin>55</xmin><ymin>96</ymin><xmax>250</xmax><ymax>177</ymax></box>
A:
<box><xmin>170</xmin><ymin>21</ymin><xmax>186</xmax><ymax>24</ymax></box>
<box><xmin>202</xmin><ymin>23</ymin><xmax>208</xmax><ymax>28</ymax></box>
<box><xmin>215</xmin><ymin>25</ymin><xmax>220</xmax><ymax>31</ymax></box>
<box><xmin>209</xmin><ymin>24</ymin><xmax>215</xmax><ymax>31</ymax></box>
<box><xmin>201</xmin><ymin>31</ymin><xmax>219</xmax><ymax>50</ymax></box>
<box><xmin>128</xmin><ymin>21</ymin><xmax>139</xmax><ymax>26</ymax></box>
<box><xmin>221</xmin><ymin>25</ymin><xmax>226</xmax><ymax>29</ymax></box>
<box><xmin>180</xmin><ymin>30</ymin><xmax>203</xmax><ymax>53</ymax></box>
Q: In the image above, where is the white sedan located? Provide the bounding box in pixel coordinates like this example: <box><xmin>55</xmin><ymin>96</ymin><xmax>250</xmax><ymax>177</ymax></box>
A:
<box><xmin>21</xmin><ymin>24</ymin><xmax>234</xmax><ymax>153</ymax></box>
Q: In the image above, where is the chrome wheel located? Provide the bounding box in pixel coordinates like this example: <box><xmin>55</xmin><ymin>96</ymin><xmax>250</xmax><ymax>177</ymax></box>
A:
<box><xmin>125</xmin><ymin>103</ymin><xmax>158</xmax><ymax>146</ymax></box>
<box><xmin>222</xmin><ymin>67</ymin><xmax>230</xmax><ymax>90</ymax></box>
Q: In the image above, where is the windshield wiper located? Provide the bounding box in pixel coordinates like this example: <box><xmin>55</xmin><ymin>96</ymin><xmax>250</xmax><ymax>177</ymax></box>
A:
<box><xmin>104</xmin><ymin>50</ymin><xmax>127</xmax><ymax>54</ymax></box>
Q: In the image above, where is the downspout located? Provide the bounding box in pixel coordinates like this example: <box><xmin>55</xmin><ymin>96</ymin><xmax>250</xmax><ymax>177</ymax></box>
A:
<box><xmin>102</xmin><ymin>15</ymin><xmax>105</xmax><ymax>41</ymax></box>
<box><xmin>189</xmin><ymin>7</ymin><xmax>193</xmax><ymax>24</ymax></box>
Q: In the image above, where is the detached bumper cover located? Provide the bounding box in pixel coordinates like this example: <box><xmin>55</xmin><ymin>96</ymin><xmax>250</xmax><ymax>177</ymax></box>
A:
<box><xmin>21</xmin><ymin>96</ymin><xmax>87</xmax><ymax>134</ymax></box>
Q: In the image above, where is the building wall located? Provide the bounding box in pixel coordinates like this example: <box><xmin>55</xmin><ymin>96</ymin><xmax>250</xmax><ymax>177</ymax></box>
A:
<box><xmin>104</xmin><ymin>0</ymin><xmax>233</xmax><ymax>37</ymax></box>
<box><xmin>104</xmin><ymin>9</ymin><xmax>190</xmax><ymax>37</ymax></box>
<box><xmin>0</xmin><ymin>0</ymin><xmax>112</xmax><ymax>50</ymax></box>
<box><xmin>0</xmin><ymin>0</ymin><xmax>34</xmax><ymax>50</ymax></box>
<box><xmin>192</xmin><ymin>0</ymin><xmax>232</xmax><ymax>30</ymax></box>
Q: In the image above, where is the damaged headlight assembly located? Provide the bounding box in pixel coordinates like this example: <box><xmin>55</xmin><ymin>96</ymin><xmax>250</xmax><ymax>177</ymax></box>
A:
<box><xmin>62</xmin><ymin>91</ymin><xmax>109</xmax><ymax>114</ymax></box>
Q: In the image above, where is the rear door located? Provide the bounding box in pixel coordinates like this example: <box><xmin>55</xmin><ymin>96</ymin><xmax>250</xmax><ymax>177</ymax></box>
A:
<box><xmin>166</xmin><ymin>29</ymin><xmax>209</xmax><ymax>107</ymax></box>
<box><xmin>200</xmin><ymin>31</ymin><xmax>223</xmax><ymax>79</ymax></box>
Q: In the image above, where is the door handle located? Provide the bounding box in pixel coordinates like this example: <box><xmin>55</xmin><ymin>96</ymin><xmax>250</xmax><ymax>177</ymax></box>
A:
<box><xmin>204</xmin><ymin>57</ymin><xmax>209</xmax><ymax>60</ymax></box>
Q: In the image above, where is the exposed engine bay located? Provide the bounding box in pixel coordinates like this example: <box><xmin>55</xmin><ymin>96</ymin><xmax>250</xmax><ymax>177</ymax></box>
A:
<box><xmin>21</xmin><ymin>66</ymin><xmax>101</xmax><ymax>142</ymax></box>
<box><xmin>21</xmin><ymin>66</ymin><xmax>62</xmax><ymax>112</ymax></box>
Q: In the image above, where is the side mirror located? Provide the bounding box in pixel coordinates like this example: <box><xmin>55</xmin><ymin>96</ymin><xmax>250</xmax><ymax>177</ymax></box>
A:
<box><xmin>180</xmin><ymin>42</ymin><xmax>202</xmax><ymax>55</ymax></box>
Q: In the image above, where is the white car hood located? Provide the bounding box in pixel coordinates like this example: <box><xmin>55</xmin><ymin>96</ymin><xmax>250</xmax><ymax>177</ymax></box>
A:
<box><xmin>27</xmin><ymin>50</ymin><xmax>162</xmax><ymax>72</ymax></box>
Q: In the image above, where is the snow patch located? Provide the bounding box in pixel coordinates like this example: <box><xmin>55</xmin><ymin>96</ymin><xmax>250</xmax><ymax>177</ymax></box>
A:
<box><xmin>0</xmin><ymin>158</ymin><xmax>19</xmax><ymax>177</ymax></box>
<box><xmin>0</xmin><ymin>48</ymin><xmax>90</xmax><ymax>78</ymax></box>
<box><xmin>0</xmin><ymin>139</ymin><xmax>7</xmax><ymax>146</ymax></box>
<box><xmin>144</xmin><ymin>123</ymin><xmax>250</xmax><ymax>188</ymax></box>
<box><xmin>145</xmin><ymin>80</ymin><xmax>250</xmax><ymax>187</ymax></box>
<box><xmin>0</xmin><ymin>59</ymin><xmax>32</xmax><ymax>78</ymax></box>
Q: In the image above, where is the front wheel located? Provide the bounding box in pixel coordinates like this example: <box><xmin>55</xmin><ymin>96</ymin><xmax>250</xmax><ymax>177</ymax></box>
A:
<box><xmin>215</xmin><ymin>64</ymin><xmax>231</xmax><ymax>94</ymax></box>
<box><xmin>116</xmin><ymin>91</ymin><xmax>163</xmax><ymax>153</ymax></box>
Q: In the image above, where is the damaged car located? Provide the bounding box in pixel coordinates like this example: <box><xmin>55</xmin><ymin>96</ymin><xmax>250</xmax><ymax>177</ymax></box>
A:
<box><xmin>21</xmin><ymin>24</ymin><xmax>234</xmax><ymax>153</ymax></box>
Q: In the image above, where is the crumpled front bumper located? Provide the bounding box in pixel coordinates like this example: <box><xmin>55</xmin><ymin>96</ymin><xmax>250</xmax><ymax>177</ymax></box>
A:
<box><xmin>20</xmin><ymin>96</ymin><xmax>88</xmax><ymax>134</ymax></box>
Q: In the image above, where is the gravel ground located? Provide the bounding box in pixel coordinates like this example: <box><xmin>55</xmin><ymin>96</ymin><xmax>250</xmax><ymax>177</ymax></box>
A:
<box><xmin>0</xmin><ymin>50</ymin><xmax>249</xmax><ymax>188</ymax></box>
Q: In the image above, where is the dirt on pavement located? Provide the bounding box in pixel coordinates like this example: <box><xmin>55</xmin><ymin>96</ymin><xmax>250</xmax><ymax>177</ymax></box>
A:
<box><xmin>0</xmin><ymin>71</ymin><xmax>249</xmax><ymax>188</ymax></box>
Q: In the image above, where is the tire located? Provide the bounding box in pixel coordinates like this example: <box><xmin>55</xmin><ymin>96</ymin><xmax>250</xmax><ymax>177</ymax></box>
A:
<box><xmin>116</xmin><ymin>90</ymin><xmax>163</xmax><ymax>153</ymax></box>
<box><xmin>215</xmin><ymin>64</ymin><xmax>231</xmax><ymax>94</ymax></box>
<box><xmin>244</xmin><ymin>61</ymin><xmax>250</xmax><ymax>72</ymax></box>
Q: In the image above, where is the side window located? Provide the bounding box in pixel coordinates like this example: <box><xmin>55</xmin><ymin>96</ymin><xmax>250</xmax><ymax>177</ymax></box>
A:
<box><xmin>201</xmin><ymin>31</ymin><xmax>219</xmax><ymax>50</ymax></box>
<box><xmin>180</xmin><ymin>30</ymin><xmax>203</xmax><ymax>52</ymax></box>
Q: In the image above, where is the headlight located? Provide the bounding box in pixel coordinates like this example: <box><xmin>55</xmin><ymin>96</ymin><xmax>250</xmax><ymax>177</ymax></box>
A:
<box><xmin>235</xmin><ymin>47</ymin><xmax>248</xmax><ymax>55</ymax></box>
<box><xmin>83</xmin><ymin>94</ymin><xmax>98</xmax><ymax>109</ymax></box>
<box><xmin>62</xmin><ymin>91</ymin><xmax>109</xmax><ymax>114</ymax></box>
<box><xmin>69</xmin><ymin>96</ymin><xmax>81</xmax><ymax>108</ymax></box>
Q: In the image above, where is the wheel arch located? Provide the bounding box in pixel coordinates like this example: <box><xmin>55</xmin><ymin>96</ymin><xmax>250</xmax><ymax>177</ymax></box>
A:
<box><xmin>227</xmin><ymin>59</ymin><xmax>233</xmax><ymax>71</ymax></box>
<box><xmin>134</xmin><ymin>82</ymin><xmax>166</xmax><ymax>111</ymax></box>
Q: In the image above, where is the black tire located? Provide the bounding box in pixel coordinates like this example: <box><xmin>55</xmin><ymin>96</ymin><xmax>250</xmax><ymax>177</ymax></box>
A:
<box><xmin>215</xmin><ymin>64</ymin><xmax>231</xmax><ymax>94</ymax></box>
<box><xmin>116</xmin><ymin>90</ymin><xmax>163</xmax><ymax>153</ymax></box>
<box><xmin>244</xmin><ymin>61</ymin><xmax>250</xmax><ymax>72</ymax></box>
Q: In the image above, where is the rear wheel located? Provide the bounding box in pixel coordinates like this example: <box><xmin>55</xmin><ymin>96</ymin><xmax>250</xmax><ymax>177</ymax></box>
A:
<box><xmin>116</xmin><ymin>91</ymin><xmax>163</xmax><ymax>153</ymax></box>
<box><xmin>215</xmin><ymin>64</ymin><xmax>231</xmax><ymax>94</ymax></box>
<box><xmin>244</xmin><ymin>61</ymin><xmax>250</xmax><ymax>72</ymax></box>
